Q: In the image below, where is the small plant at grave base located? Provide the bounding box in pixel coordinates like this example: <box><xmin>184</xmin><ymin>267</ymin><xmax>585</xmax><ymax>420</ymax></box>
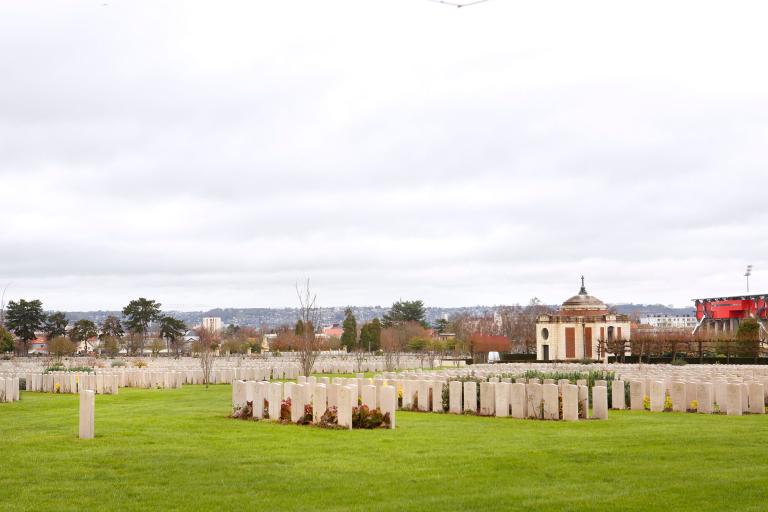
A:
<box><xmin>280</xmin><ymin>398</ymin><xmax>292</xmax><ymax>422</ymax></box>
<box><xmin>643</xmin><ymin>395</ymin><xmax>651</xmax><ymax>411</ymax></box>
<box><xmin>664</xmin><ymin>395</ymin><xmax>673</xmax><ymax>412</ymax></box>
<box><xmin>111</xmin><ymin>361</ymin><xmax>126</xmax><ymax>368</ymax></box>
<box><xmin>54</xmin><ymin>383</ymin><xmax>60</xmax><ymax>393</ymax></box>
<box><xmin>134</xmin><ymin>360</ymin><xmax>147</xmax><ymax>368</ymax></box>
<box><xmin>318</xmin><ymin>406</ymin><xmax>340</xmax><ymax>428</ymax></box>
<box><xmin>688</xmin><ymin>400</ymin><xmax>698</xmax><ymax>413</ymax></box>
<box><xmin>297</xmin><ymin>404</ymin><xmax>313</xmax><ymax>425</ymax></box>
<box><xmin>462</xmin><ymin>409</ymin><xmax>476</xmax><ymax>416</ymax></box>
<box><xmin>441</xmin><ymin>384</ymin><xmax>449</xmax><ymax>412</ymax></box>
<box><xmin>411</xmin><ymin>395</ymin><xmax>419</xmax><ymax>411</ymax></box>
<box><xmin>263</xmin><ymin>399</ymin><xmax>269</xmax><ymax>419</ymax></box>
<box><xmin>713</xmin><ymin>403</ymin><xmax>721</xmax><ymax>414</ymax></box>
<box><xmin>352</xmin><ymin>405</ymin><xmax>390</xmax><ymax>429</ymax></box>
<box><xmin>232</xmin><ymin>401</ymin><xmax>253</xmax><ymax>420</ymax></box>
<box><xmin>577</xmin><ymin>399</ymin><xmax>585</xmax><ymax>418</ymax></box>
<box><xmin>397</xmin><ymin>388</ymin><xmax>403</xmax><ymax>408</ymax></box>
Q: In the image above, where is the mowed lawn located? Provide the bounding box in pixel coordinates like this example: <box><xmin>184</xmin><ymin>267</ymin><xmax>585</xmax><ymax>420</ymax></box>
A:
<box><xmin>2</xmin><ymin>385</ymin><xmax>767</xmax><ymax>512</ymax></box>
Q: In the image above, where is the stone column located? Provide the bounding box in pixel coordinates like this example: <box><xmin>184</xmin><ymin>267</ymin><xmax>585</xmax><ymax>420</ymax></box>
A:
<box><xmin>696</xmin><ymin>382</ymin><xmax>713</xmax><ymax>414</ymax></box>
<box><xmin>592</xmin><ymin>385</ymin><xmax>608</xmax><ymax>419</ymax></box>
<box><xmin>650</xmin><ymin>381</ymin><xmax>665</xmax><ymax>412</ymax></box>
<box><xmin>714</xmin><ymin>381</ymin><xmax>728</xmax><ymax>409</ymax></box>
<box><xmin>402</xmin><ymin>381</ymin><xmax>414</xmax><ymax>410</ymax></box>
<box><xmin>578</xmin><ymin>384</ymin><xmax>589</xmax><ymax>419</ymax></box>
<box><xmin>726</xmin><ymin>383</ymin><xmax>742</xmax><ymax>416</ymax></box>
<box><xmin>562</xmin><ymin>384</ymin><xmax>578</xmax><ymax>421</ymax></box>
<box><xmin>380</xmin><ymin>385</ymin><xmax>397</xmax><ymax>429</ymax></box>
<box><xmin>79</xmin><ymin>389</ymin><xmax>95</xmax><ymax>439</ymax></box>
<box><xmin>232</xmin><ymin>380</ymin><xmax>246</xmax><ymax>413</ymax></box>
<box><xmin>611</xmin><ymin>380</ymin><xmax>625</xmax><ymax>410</ymax></box>
<box><xmin>361</xmin><ymin>385</ymin><xmax>377</xmax><ymax>410</ymax></box>
<box><xmin>510</xmin><ymin>383</ymin><xmax>527</xmax><ymax>419</ymax></box>
<box><xmin>479</xmin><ymin>382</ymin><xmax>496</xmax><ymax>416</ymax></box>
<box><xmin>463</xmin><ymin>381</ymin><xmax>477</xmax><ymax>414</ymax></box>
<box><xmin>685</xmin><ymin>382</ymin><xmax>697</xmax><ymax>410</ymax></box>
<box><xmin>327</xmin><ymin>383</ymin><xmax>339</xmax><ymax>410</ymax></box>
<box><xmin>253</xmin><ymin>382</ymin><xmax>266</xmax><ymax>419</ymax></box>
<box><xmin>313</xmin><ymin>384</ymin><xmax>327</xmax><ymax>423</ymax></box>
<box><xmin>432</xmin><ymin>381</ymin><xmax>445</xmax><ymax>413</ymax></box>
<box><xmin>245</xmin><ymin>381</ymin><xmax>256</xmax><ymax>406</ymax></box>
<box><xmin>629</xmin><ymin>380</ymin><xmax>644</xmax><ymax>410</ymax></box>
<box><xmin>449</xmin><ymin>381</ymin><xmax>462</xmax><ymax>414</ymax></box>
<box><xmin>670</xmin><ymin>382</ymin><xmax>686</xmax><ymax>412</ymax></box>
<box><xmin>495</xmin><ymin>382</ymin><xmax>510</xmax><ymax>417</ymax></box>
<box><xmin>741</xmin><ymin>383</ymin><xmax>750</xmax><ymax>413</ymax></box>
<box><xmin>417</xmin><ymin>380</ymin><xmax>431</xmax><ymax>412</ymax></box>
<box><xmin>542</xmin><ymin>383</ymin><xmax>559</xmax><ymax>420</ymax></box>
<box><xmin>748</xmin><ymin>382</ymin><xmax>765</xmax><ymax>414</ymax></box>
<box><xmin>526</xmin><ymin>383</ymin><xmax>543</xmax><ymax>419</ymax></box>
<box><xmin>268</xmin><ymin>382</ymin><xmax>282</xmax><ymax>420</ymax></box>
<box><xmin>338</xmin><ymin>386</ymin><xmax>353</xmax><ymax>429</ymax></box>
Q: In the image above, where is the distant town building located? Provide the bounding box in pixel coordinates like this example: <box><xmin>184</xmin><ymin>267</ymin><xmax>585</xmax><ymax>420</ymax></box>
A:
<box><xmin>536</xmin><ymin>278</ymin><xmax>631</xmax><ymax>361</ymax></box>
<box><xmin>639</xmin><ymin>314</ymin><xmax>698</xmax><ymax>330</ymax></box>
<box><xmin>692</xmin><ymin>294</ymin><xmax>768</xmax><ymax>338</ymax></box>
<box><xmin>201</xmin><ymin>317</ymin><xmax>223</xmax><ymax>333</ymax></box>
<box><xmin>322</xmin><ymin>325</ymin><xmax>343</xmax><ymax>338</ymax></box>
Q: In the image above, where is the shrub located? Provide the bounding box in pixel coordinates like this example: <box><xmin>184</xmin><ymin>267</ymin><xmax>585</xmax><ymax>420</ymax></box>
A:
<box><xmin>232</xmin><ymin>401</ymin><xmax>253</xmax><ymax>420</ymax></box>
<box><xmin>671</xmin><ymin>358</ymin><xmax>687</xmax><ymax>366</ymax></box>
<box><xmin>318</xmin><ymin>406</ymin><xmax>339</xmax><ymax>427</ymax></box>
<box><xmin>111</xmin><ymin>361</ymin><xmax>127</xmax><ymax>368</ymax></box>
<box><xmin>688</xmin><ymin>400</ymin><xmax>698</xmax><ymax>412</ymax></box>
<box><xmin>280</xmin><ymin>398</ymin><xmax>292</xmax><ymax>422</ymax></box>
<box><xmin>643</xmin><ymin>395</ymin><xmax>650</xmax><ymax>411</ymax></box>
<box><xmin>352</xmin><ymin>405</ymin><xmax>390</xmax><ymax>429</ymax></box>
<box><xmin>297</xmin><ymin>404</ymin><xmax>313</xmax><ymax>425</ymax></box>
<box><xmin>663</xmin><ymin>395</ymin><xmax>673</xmax><ymax>412</ymax></box>
<box><xmin>134</xmin><ymin>360</ymin><xmax>147</xmax><ymax>368</ymax></box>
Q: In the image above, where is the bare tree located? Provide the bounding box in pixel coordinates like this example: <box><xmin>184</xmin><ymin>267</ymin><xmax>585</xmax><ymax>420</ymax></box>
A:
<box><xmin>296</xmin><ymin>278</ymin><xmax>321</xmax><ymax>377</ymax></box>
<box><xmin>196</xmin><ymin>326</ymin><xmax>217</xmax><ymax>388</ymax></box>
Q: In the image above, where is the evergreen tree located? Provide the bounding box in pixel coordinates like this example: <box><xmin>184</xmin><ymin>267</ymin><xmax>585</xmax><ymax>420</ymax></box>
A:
<box><xmin>159</xmin><ymin>316</ymin><xmax>187</xmax><ymax>356</ymax></box>
<box><xmin>5</xmin><ymin>299</ymin><xmax>45</xmax><ymax>354</ymax></box>
<box><xmin>44</xmin><ymin>311</ymin><xmax>68</xmax><ymax>340</ymax></box>
<box><xmin>122</xmin><ymin>298</ymin><xmax>162</xmax><ymax>355</ymax></box>
<box><xmin>0</xmin><ymin>327</ymin><xmax>14</xmax><ymax>353</ymax></box>
<box><xmin>382</xmin><ymin>300</ymin><xmax>428</xmax><ymax>328</ymax></box>
<box><xmin>340</xmin><ymin>308</ymin><xmax>357</xmax><ymax>351</ymax></box>
<box><xmin>70</xmin><ymin>319</ymin><xmax>98</xmax><ymax>353</ymax></box>
<box><xmin>359</xmin><ymin>318</ymin><xmax>382</xmax><ymax>352</ymax></box>
<box><xmin>99</xmin><ymin>315</ymin><xmax>124</xmax><ymax>340</ymax></box>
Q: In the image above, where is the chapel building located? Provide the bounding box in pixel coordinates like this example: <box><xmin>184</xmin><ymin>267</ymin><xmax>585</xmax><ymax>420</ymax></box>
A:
<box><xmin>536</xmin><ymin>278</ymin><xmax>631</xmax><ymax>361</ymax></box>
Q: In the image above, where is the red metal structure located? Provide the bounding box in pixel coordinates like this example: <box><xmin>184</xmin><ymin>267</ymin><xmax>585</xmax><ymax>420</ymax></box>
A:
<box><xmin>692</xmin><ymin>294</ymin><xmax>768</xmax><ymax>338</ymax></box>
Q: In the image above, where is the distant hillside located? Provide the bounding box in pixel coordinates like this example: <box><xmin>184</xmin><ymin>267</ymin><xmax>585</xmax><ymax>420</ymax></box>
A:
<box><xmin>610</xmin><ymin>303</ymin><xmax>695</xmax><ymax>317</ymax></box>
<box><xmin>59</xmin><ymin>302</ymin><xmax>694</xmax><ymax>328</ymax></box>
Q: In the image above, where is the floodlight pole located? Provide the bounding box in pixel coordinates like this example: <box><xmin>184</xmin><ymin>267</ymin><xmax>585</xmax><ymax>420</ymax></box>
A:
<box><xmin>745</xmin><ymin>265</ymin><xmax>752</xmax><ymax>294</ymax></box>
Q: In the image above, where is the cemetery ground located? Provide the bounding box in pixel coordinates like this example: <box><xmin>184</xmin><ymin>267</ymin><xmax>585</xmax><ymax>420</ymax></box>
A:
<box><xmin>2</xmin><ymin>384</ymin><xmax>767</xmax><ymax>512</ymax></box>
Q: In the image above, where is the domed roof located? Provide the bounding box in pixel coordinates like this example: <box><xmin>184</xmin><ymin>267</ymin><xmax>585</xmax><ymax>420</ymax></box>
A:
<box><xmin>561</xmin><ymin>277</ymin><xmax>607</xmax><ymax>311</ymax></box>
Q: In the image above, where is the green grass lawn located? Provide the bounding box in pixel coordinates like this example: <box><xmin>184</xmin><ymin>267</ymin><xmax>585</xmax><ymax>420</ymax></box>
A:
<box><xmin>2</xmin><ymin>385</ymin><xmax>767</xmax><ymax>512</ymax></box>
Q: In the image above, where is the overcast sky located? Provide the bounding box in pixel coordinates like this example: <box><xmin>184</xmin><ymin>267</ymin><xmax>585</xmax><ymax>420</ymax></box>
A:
<box><xmin>1</xmin><ymin>0</ymin><xmax>766</xmax><ymax>312</ymax></box>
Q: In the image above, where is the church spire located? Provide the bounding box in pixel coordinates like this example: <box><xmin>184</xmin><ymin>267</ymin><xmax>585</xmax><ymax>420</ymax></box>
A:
<box><xmin>579</xmin><ymin>275</ymin><xmax>587</xmax><ymax>295</ymax></box>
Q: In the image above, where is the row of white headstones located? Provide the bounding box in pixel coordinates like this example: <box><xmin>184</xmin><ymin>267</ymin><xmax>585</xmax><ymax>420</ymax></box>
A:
<box><xmin>618</xmin><ymin>377</ymin><xmax>766</xmax><ymax>415</ymax></box>
<box><xmin>232</xmin><ymin>379</ymin><xmax>398</xmax><ymax>429</ymax></box>
<box><xmin>0</xmin><ymin>377</ymin><xmax>20</xmax><ymax>403</ymax></box>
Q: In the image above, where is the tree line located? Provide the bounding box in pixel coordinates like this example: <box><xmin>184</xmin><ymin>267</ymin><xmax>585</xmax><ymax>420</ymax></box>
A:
<box><xmin>0</xmin><ymin>297</ymin><xmax>188</xmax><ymax>357</ymax></box>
